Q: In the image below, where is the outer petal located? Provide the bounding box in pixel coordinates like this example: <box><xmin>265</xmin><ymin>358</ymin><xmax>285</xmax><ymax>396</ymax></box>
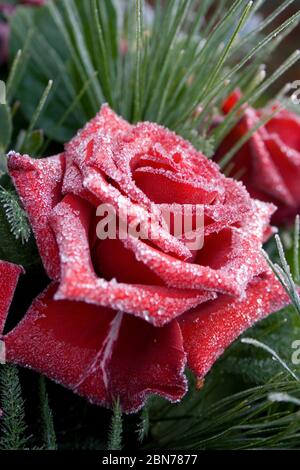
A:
<box><xmin>50</xmin><ymin>194</ymin><xmax>215</xmax><ymax>326</ymax></box>
<box><xmin>107</xmin><ymin>314</ymin><xmax>187</xmax><ymax>412</ymax></box>
<box><xmin>265</xmin><ymin>109</ymin><xmax>300</xmax><ymax>152</ymax></box>
<box><xmin>4</xmin><ymin>283</ymin><xmax>187</xmax><ymax>413</ymax></box>
<box><xmin>62</xmin><ymin>104</ymin><xmax>131</xmax><ymax>197</ymax></box>
<box><xmin>179</xmin><ymin>272</ymin><xmax>290</xmax><ymax>378</ymax></box>
<box><xmin>264</xmin><ymin>133</ymin><xmax>300</xmax><ymax>204</ymax></box>
<box><xmin>0</xmin><ymin>261</ymin><xmax>23</xmax><ymax>334</ymax></box>
<box><xmin>8</xmin><ymin>152</ymin><xmax>65</xmax><ymax>280</ymax></box>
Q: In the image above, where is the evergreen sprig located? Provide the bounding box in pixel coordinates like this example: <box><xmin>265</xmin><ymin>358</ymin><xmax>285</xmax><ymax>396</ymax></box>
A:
<box><xmin>38</xmin><ymin>377</ymin><xmax>57</xmax><ymax>450</ymax></box>
<box><xmin>264</xmin><ymin>229</ymin><xmax>300</xmax><ymax>316</ymax></box>
<box><xmin>0</xmin><ymin>186</ymin><xmax>31</xmax><ymax>244</ymax></box>
<box><xmin>148</xmin><ymin>377</ymin><xmax>300</xmax><ymax>450</ymax></box>
<box><xmin>0</xmin><ymin>365</ymin><xmax>29</xmax><ymax>450</ymax></box>
<box><xmin>107</xmin><ymin>399</ymin><xmax>123</xmax><ymax>451</ymax></box>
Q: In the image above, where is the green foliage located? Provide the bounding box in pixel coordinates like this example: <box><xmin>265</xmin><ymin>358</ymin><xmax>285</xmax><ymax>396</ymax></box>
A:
<box><xmin>0</xmin><ymin>186</ymin><xmax>31</xmax><ymax>244</ymax></box>
<box><xmin>38</xmin><ymin>377</ymin><xmax>57</xmax><ymax>450</ymax></box>
<box><xmin>0</xmin><ymin>81</ymin><xmax>12</xmax><ymax>174</ymax></box>
<box><xmin>137</xmin><ymin>404</ymin><xmax>150</xmax><ymax>443</ymax></box>
<box><xmin>0</xmin><ymin>365</ymin><xmax>29</xmax><ymax>450</ymax></box>
<box><xmin>9</xmin><ymin>0</ymin><xmax>300</xmax><ymax>153</ymax></box>
<box><xmin>0</xmin><ymin>199</ymin><xmax>39</xmax><ymax>268</ymax></box>
<box><xmin>218</xmin><ymin>306</ymin><xmax>300</xmax><ymax>384</ymax></box>
<box><xmin>107</xmin><ymin>400</ymin><xmax>123</xmax><ymax>451</ymax></box>
<box><xmin>148</xmin><ymin>375</ymin><xmax>300</xmax><ymax>450</ymax></box>
<box><xmin>0</xmin><ymin>105</ymin><xmax>12</xmax><ymax>154</ymax></box>
<box><xmin>265</xmin><ymin>234</ymin><xmax>300</xmax><ymax>316</ymax></box>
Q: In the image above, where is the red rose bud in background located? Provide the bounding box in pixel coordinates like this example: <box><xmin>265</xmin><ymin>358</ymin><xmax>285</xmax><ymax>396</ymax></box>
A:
<box><xmin>0</xmin><ymin>106</ymin><xmax>291</xmax><ymax>413</ymax></box>
<box><xmin>214</xmin><ymin>90</ymin><xmax>300</xmax><ymax>225</ymax></box>
<box><xmin>0</xmin><ymin>22</ymin><xmax>9</xmax><ymax>65</ymax></box>
<box><xmin>0</xmin><ymin>1</ymin><xmax>46</xmax><ymax>65</ymax></box>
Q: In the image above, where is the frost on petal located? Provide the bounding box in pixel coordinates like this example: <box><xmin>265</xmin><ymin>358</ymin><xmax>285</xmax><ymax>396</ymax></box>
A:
<box><xmin>63</xmin><ymin>104</ymin><xmax>131</xmax><ymax>197</ymax></box>
<box><xmin>0</xmin><ymin>261</ymin><xmax>23</xmax><ymax>334</ymax></box>
<box><xmin>109</xmin><ymin>121</ymin><xmax>225</xmax><ymax>207</ymax></box>
<box><xmin>4</xmin><ymin>283</ymin><xmax>187</xmax><ymax>413</ymax></box>
<box><xmin>8</xmin><ymin>152</ymin><xmax>65</xmax><ymax>280</ymax></box>
<box><xmin>107</xmin><ymin>314</ymin><xmax>187</xmax><ymax>413</ymax></box>
<box><xmin>50</xmin><ymin>194</ymin><xmax>214</xmax><ymax>326</ymax></box>
<box><xmin>123</xmin><ymin>223</ymin><xmax>267</xmax><ymax>298</ymax></box>
<box><xmin>83</xmin><ymin>167</ymin><xmax>192</xmax><ymax>260</ymax></box>
<box><xmin>179</xmin><ymin>272</ymin><xmax>290</xmax><ymax>378</ymax></box>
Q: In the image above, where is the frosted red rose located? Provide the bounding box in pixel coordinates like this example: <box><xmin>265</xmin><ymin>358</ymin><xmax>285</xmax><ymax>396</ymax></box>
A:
<box><xmin>0</xmin><ymin>106</ymin><xmax>290</xmax><ymax>412</ymax></box>
<box><xmin>214</xmin><ymin>90</ymin><xmax>300</xmax><ymax>224</ymax></box>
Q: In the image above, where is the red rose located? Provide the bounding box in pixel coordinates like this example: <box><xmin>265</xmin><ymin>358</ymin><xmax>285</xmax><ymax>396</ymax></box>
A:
<box><xmin>214</xmin><ymin>90</ymin><xmax>300</xmax><ymax>224</ymax></box>
<box><xmin>0</xmin><ymin>105</ymin><xmax>289</xmax><ymax>413</ymax></box>
<box><xmin>0</xmin><ymin>22</ymin><xmax>9</xmax><ymax>65</ymax></box>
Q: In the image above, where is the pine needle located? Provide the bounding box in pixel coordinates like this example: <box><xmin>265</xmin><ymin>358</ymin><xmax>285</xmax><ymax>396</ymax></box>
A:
<box><xmin>27</xmin><ymin>80</ymin><xmax>53</xmax><ymax>135</ymax></box>
<box><xmin>264</xmin><ymin>233</ymin><xmax>300</xmax><ymax>316</ymax></box>
<box><xmin>133</xmin><ymin>0</ymin><xmax>143</xmax><ymax>122</ymax></box>
<box><xmin>294</xmin><ymin>215</ymin><xmax>300</xmax><ymax>284</ymax></box>
<box><xmin>107</xmin><ymin>399</ymin><xmax>123</xmax><ymax>451</ymax></box>
<box><xmin>38</xmin><ymin>376</ymin><xmax>57</xmax><ymax>450</ymax></box>
<box><xmin>0</xmin><ymin>365</ymin><xmax>28</xmax><ymax>450</ymax></box>
<box><xmin>241</xmin><ymin>338</ymin><xmax>299</xmax><ymax>382</ymax></box>
<box><xmin>268</xmin><ymin>392</ymin><xmax>300</xmax><ymax>407</ymax></box>
<box><xmin>137</xmin><ymin>404</ymin><xmax>150</xmax><ymax>443</ymax></box>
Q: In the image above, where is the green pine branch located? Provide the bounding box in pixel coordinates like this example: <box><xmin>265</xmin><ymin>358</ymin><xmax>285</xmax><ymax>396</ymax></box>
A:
<box><xmin>38</xmin><ymin>376</ymin><xmax>57</xmax><ymax>450</ymax></box>
<box><xmin>0</xmin><ymin>186</ymin><xmax>31</xmax><ymax>244</ymax></box>
<box><xmin>0</xmin><ymin>365</ymin><xmax>29</xmax><ymax>450</ymax></box>
<box><xmin>148</xmin><ymin>375</ymin><xmax>300</xmax><ymax>450</ymax></box>
<box><xmin>107</xmin><ymin>399</ymin><xmax>123</xmax><ymax>451</ymax></box>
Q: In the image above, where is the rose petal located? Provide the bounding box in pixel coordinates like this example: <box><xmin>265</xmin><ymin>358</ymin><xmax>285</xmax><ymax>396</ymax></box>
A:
<box><xmin>179</xmin><ymin>272</ymin><xmax>290</xmax><ymax>378</ymax></box>
<box><xmin>264</xmin><ymin>134</ymin><xmax>300</xmax><ymax>204</ymax></box>
<box><xmin>93</xmin><ymin>238</ymin><xmax>164</xmax><ymax>286</ymax></box>
<box><xmin>133</xmin><ymin>167</ymin><xmax>218</xmax><ymax>204</ymax></box>
<box><xmin>122</xmin><ymin>217</ymin><xmax>267</xmax><ymax>297</ymax></box>
<box><xmin>63</xmin><ymin>104</ymin><xmax>131</xmax><ymax>198</ymax></box>
<box><xmin>107</xmin><ymin>314</ymin><xmax>187</xmax><ymax>413</ymax></box>
<box><xmin>215</xmin><ymin>92</ymin><xmax>300</xmax><ymax>224</ymax></box>
<box><xmin>50</xmin><ymin>194</ymin><xmax>215</xmax><ymax>326</ymax></box>
<box><xmin>0</xmin><ymin>261</ymin><xmax>23</xmax><ymax>334</ymax></box>
<box><xmin>247</xmin><ymin>110</ymin><xmax>294</xmax><ymax>205</ymax></box>
<box><xmin>265</xmin><ymin>109</ymin><xmax>300</xmax><ymax>152</ymax></box>
<box><xmin>4</xmin><ymin>283</ymin><xmax>187</xmax><ymax>413</ymax></box>
<box><xmin>8</xmin><ymin>152</ymin><xmax>65</xmax><ymax>280</ymax></box>
<box><xmin>83</xmin><ymin>167</ymin><xmax>192</xmax><ymax>260</ymax></box>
